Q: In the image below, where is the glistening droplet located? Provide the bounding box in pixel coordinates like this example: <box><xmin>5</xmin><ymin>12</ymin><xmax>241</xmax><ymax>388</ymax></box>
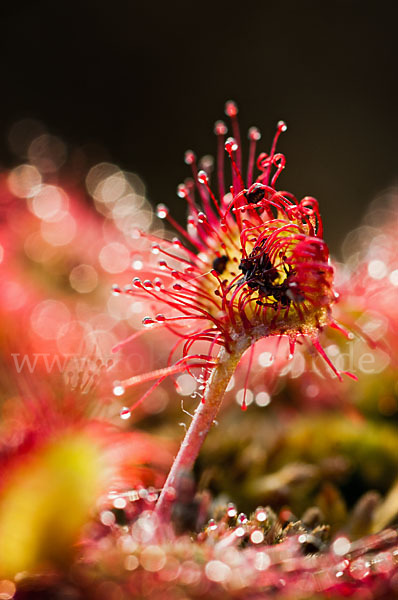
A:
<box><xmin>113</xmin><ymin>381</ymin><xmax>125</xmax><ymax>396</ymax></box>
<box><xmin>120</xmin><ymin>406</ymin><xmax>131</xmax><ymax>420</ymax></box>
<box><xmin>156</xmin><ymin>204</ymin><xmax>169</xmax><ymax>219</ymax></box>
<box><xmin>225</xmin><ymin>137</ymin><xmax>238</xmax><ymax>152</ymax></box>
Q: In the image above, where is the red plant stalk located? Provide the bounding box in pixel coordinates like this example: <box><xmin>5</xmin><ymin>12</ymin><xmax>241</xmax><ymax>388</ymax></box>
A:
<box><xmin>155</xmin><ymin>341</ymin><xmax>249</xmax><ymax>521</ymax></box>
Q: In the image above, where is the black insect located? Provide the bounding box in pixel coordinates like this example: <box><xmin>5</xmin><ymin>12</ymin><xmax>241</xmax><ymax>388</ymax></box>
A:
<box><xmin>238</xmin><ymin>243</ymin><xmax>303</xmax><ymax>308</ymax></box>
<box><xmin>212</xmin><ymin>255</ymin><xmax>229</xmax><ymax>275</ymax></box>
<box><xmin>245</xmin><ymin>183</ymin><xmax>266</xmax><ymax>205</ymax></box>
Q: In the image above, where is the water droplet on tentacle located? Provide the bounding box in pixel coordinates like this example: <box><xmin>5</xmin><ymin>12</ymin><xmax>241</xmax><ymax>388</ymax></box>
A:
<box><xmin>225</xmin><ymin>100</ymin><xmax>238</xmax><ymax>117</ymax></box>
<box><xmin>225</xmin><ymin>137</ymin><xmax>238</xmax><ymax>153</ymax></box>
<box><xmin>120</xmin><ymin>406</ymin><xmax>131</xmax><ymax>420</ymax></box>
<box><xmin>156</xmin><ymin>204</ymin><xmax>169</xmax><ymax>219</ymax></box>
<box><xmin>177</xmin><ymin>183</ymin><xmax>188</xmax><ymax>198</ymax></box>
<box><xmin>214</xmin><ymin>120</ymin><xmax>227</xmax><ymax>135</ymax></box>
<box><xmin>113</xmin><ymin>381</ymin><xmax>125</xmax><ymax>397</ymax></box>
<box><xmin>197</xmin><ymin>170</ymin><xmax>208</xmax><ymax>184</ymax></box>
<box><xmin>142</xmin><ymin>316</ymin><xmax>156</xmax><ymax>327</ymax></box>
<box><xmin>248</xmin><ymin>126</ymin><xmax>261</xmax><ymax>141</ymax></box>
<box><xmin>112</xmin><ymin>284</ymin><xmax>122</xmax><ymax>296</ymax></box>
<box><xmin>132</xmin><ymin>277</ymin><xmax>143</xmax><ymax>288</ymax></box>
<box><xmin>237</xmin><ymin>513</ymin><xmax>248</xmax><ymax>525</ymax></box>
<box><xmin>184</xmin><ymin>150</ymin><xmax>196</xmax><ymax>165</ymax></box>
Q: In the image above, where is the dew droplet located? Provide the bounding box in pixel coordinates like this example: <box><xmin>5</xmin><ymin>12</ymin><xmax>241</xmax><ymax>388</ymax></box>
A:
<box><xmin>255</xmin><ymin>508</ymin><xmax>267</xmax><ymax>522</ymax></box>
<box><xmin>207</xmin><ymin>519</ymin><xmax>217</xmax><ymax>531</ymax></box>
<box><xmin>113</xmin><ymin>381</ymin><xmax>125</xmax><ymax>396</ymax></box>
<box><xmin>156</xmin><ymin>204</ymin><xmax>169</xmax><ymax>219</ymax></box>
<box><xmin>142</xmin><ymin>316</ymin><xmax>156</xmax><ymax>327</ymax></box>
<box><xmin>147</xmin><ymin>491</ymin><xmax>158</xmax><ymax>503</ymax></box>
<box><xmin>225</xmin><ymin>100</ymin><xmax>238</xmax><ymax>117</ymax></box>
<box><xmin>225</xmin><ymin>137</ymin><xmax>238</xmax><ymax>153</ymax></box>
<box><xmin>132</xmin><ymin>256</ymin><xmax>144</xmax><ymax>270</ymax></box>
<box><xmin>113</xmin><ymin>496</ymin><xmax>127</xmax><ymax>509</ymax></box>
<box><xmin>214</xmin><ymin>120</ymin><xmax>227</xmax><ymax>135</ymax></box>
<box><xmin>237</xmin><ymin>513</ymin><xmax>248</xmax><ymax>525</ymax></box>
<box><xmin>138</xmin><ymin>488</ymin><xmax>149</xmax><ymax>499</ymax></box>
<box><xmin>112</xmin><ymin>284</ymin><xmax>122</xmax><ymax>296</ymax></box>
<box><xmin>172</xmin><ymin>237</ymin><xmax>182</xmax><ymax>248</ymax></box>
<box><xmin>197</xmin><ymin>170</ymin><xmax>208</xmax><ymax>184</ymax></box>
<box><xmin>177</xmin><ymin>183</ymin><xmax>188</xmax><ymax>198</ymax></box>
<box><xmin>251</xmin><ymin>529</ymin><xmax>264</xmax><ymax>544</ymax></box>
<box><xmin>277</xmin><ymin>120</ymin><xmax>287</xmax><ymax>132</ymax></box>
<box><xmin>184</xmin><ymin>150</ymin><xmax>195</xmax><ymax>165</ymax></box>
<box><xmin>155</xmin><ymin>313</ymin><xmax>166</xmax><ymax>322</ymax></box>
<box><xmin>120</xmin><ymin>406</ymin><xmax>131</xmax><ymax>420</ymax></box>
<box><xmin>248</xmin><ymin>126</ymin><xmax>261</xmax><ymax>141</ymax></box>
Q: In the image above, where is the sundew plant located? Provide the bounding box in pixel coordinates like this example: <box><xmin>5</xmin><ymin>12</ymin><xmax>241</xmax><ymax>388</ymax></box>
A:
<box><xmin>114</xmin><ymin>102</ymin><xmax>358</xmax><ymax>520</ymax></box>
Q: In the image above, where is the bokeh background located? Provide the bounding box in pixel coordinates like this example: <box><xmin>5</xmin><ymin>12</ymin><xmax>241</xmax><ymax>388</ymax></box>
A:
<box><xmin>1</xmin><ymin>0</ymin><xmax>397</xmax><ymax>255</ymax></box>
<box><xmin>0</xmin><ymin>4</ymin><xmax>398</xmax><ymax>593</ymax></box>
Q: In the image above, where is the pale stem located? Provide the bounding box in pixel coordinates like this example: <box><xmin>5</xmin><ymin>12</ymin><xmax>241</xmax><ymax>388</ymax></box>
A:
<box><xmin>155</xmin><ymin>342</ymin><xmax>248</xmax><ymax>523</ymax></box>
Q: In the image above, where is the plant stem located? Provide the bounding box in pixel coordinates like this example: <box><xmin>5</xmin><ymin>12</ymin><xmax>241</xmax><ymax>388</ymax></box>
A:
<box><xmin>155</xmin><ymin>342</ymin><xmax>248</xmax><ymax>523</ymax></box>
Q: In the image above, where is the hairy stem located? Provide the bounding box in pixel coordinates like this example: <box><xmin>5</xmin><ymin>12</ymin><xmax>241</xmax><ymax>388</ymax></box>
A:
<box><xmin>155</xmin><ymin>341</ymin><xmax>249</xmax><ymax>523</ymax></box>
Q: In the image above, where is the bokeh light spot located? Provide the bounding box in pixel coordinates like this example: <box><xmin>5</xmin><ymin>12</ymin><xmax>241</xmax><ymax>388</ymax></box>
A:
<box><xmin>69</xmin><ymin>264</ymin><xmax>98</xmax><ymax>294</ymax></box>
<box><xmin>7</xmin><ymin>164</ymin><xmax>42</xmax><ymax>198</ymax></box>
<box><xmin>332</xmin><ymin>537</ymin><xmax>351</xmax><ymax>556</ymax></box>
<box><xmin>41</xmin><ymin>213</ymin><xmax>76</xmax><ymax>246</ymax></box>
<box><xmin>205</xmin><ymin>560</ymin><xmax>231</xmax><ymax>583</ymax></box>
<box><xmin>255</xmin><ymin>391</ymin><xmax>271</xmax><ymax>407</ymax></box>
<box><xmin>258</xmin><ymin>351</ymin><xmax>274</xmax><ymax>367</ymax></box>
<box><xmin>32</xmin><ymin>185</ymin><xmax>69</xmax><ymax>222</ymax></box>
<box><xmin>368</xmin><ymin>259</ymin><xmax>387</xmax><ymax>279</ymax></box>
<box><xmin>0</xmin><ymin>579</ymin><xmax>16</xmax><ymax>599</ymax></box>
<box><xmin>30</xmin><ymin>300</ymin><xmax>71</xmax><ymax>340</ymax></box>
<box><xmin>140</xmin><ymin>545</ymin><xmax>166</xmax><ymax>572</ymax></box>
<box><xmin>28</xmin><ymin>134</ymin><xmax>67</xmax><ymax>173</ymax></box>
<box><xmin>235</xmin><ymin>388</ymin><xmax>254</xmax><ymax>407</ymax></box>
<box><xmin>99</xmin><ymin>242</ymin><xmax>130</xmax><ymax>274</ymax></box>
<box><xmin>176</xmin><ymin>374</ymin><xmax>196</xmax><ymax>396</ymax></box>
<box><xmin>389</xmin><ymin>269</ymin><xmax>398</xmax><ymax>286</ymax></box>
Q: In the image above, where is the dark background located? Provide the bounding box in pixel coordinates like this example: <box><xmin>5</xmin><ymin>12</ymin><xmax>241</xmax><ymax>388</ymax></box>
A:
<box><xmin>1</xmin><ymin>0</ymin><xmax>397</xmax><ymax>254</ymax></box>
